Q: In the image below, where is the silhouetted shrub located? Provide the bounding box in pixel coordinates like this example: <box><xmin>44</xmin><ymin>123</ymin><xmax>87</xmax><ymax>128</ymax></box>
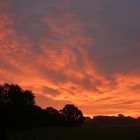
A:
<box><xmin>60</xmin><ymin>104</ymin><xmax>85</xmax><ymax>126</ymax></box>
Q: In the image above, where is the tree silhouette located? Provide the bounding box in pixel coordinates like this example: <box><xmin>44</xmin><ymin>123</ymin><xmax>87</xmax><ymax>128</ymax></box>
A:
<box><xmin>45</xmin><ymin>107</ymin><xmax>64</xmax><ymax>126</ymax></box>
<box><xmin>22</xmin><ymin>90</ymin><xmax>35</xmax><ymax>106</ymax></box>
<box><xmin>46</xmin><ymin>107</ymin><xmax>59</xmax><ymax>115</ymax></box>
<box><xmin>0</xmin><ymin>83</ymin><xmax>86</xmax><ymax>128</ymax></box>
<box><xmin>60</xmin><ymin>104</ymin><xmax>84</xmax><ymax>126</ymax></box>
<box><xmin>1</xmin><ymin>82</ymin><xmax>140</xmax><ymax>131</ymax></box>
<box><xmin>0</xmin><ymin>83</ymin><xmax>35</xmax><ymax>106</ymax></box>
<box><xmin>0</xmin><ymin>85</ymin><xmax>6</xmax><ymax>104</ymax></box>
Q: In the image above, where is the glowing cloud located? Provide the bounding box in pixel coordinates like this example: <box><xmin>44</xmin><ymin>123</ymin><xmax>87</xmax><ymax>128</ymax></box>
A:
<box><xmin>0</xmin><ymin>0</ymin><xmax>140</xmax><ymax>117</ymax></box>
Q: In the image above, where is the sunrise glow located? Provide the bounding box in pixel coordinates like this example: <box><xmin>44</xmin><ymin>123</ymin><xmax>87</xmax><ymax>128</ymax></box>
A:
<box><xmin>0</xmin><ymin>0</ymin><xmax>140</xmax><ymax>117</ymax></box>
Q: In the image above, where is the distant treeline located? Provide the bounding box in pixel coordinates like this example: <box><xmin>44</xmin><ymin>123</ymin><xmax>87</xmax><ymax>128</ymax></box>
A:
<box><xmin>84</xmin><ymin>115</ymin><xmax>140</xmax><ymax>127</ymax></box>
<box><xmin>1</xmin><ymin>83</ymin><xmax>140</xmax><ymax>130</ymax></box>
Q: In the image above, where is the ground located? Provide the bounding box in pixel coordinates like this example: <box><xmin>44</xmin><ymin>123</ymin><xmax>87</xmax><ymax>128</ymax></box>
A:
<box><xmin>7</xmin><ymin>126</ymin><xmax>140</xmax><ymax>140</ymax></box>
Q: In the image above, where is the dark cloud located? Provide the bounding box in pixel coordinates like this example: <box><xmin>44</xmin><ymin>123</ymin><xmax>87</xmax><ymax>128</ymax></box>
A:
<box><xmin>130</xmin><ymin>84</ymin><xmax>140</xmax><ymax>93</ymax></box>
<box><xmin>42</xmin><ymin>86</ymin><xmax>61</xmax><ymax>97</ymax></box>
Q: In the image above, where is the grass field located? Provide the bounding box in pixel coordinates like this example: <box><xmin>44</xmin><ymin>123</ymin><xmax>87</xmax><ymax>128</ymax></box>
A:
<box><xmin>7</xmin><ymin>126</ymin><xmax>140</xmax><ymax>140</ymax></box>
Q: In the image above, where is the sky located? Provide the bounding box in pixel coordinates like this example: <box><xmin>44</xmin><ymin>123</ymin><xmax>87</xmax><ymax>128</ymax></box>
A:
<box><xmin>0</xmin><ymin>0</ymin><xmax>140</xmax><ymax>117</ymax></box>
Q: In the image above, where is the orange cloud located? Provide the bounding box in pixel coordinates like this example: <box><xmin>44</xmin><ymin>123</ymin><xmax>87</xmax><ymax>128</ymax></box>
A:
<box><xmin>0</xmin><ymin>0</ymin><xmax>140</xmax><ymax>117</ymax></box>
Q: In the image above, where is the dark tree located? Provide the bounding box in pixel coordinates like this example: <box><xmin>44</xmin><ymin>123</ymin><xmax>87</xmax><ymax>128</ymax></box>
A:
<box><xmin>0</xmin><ymin>83</ymin><xmax>86</xmax><ymax>129</ymax></box>
<box><xmin>45</xmin><ymin>107</ymin><xmax>64</xmax><ymax>126</ymax></box>
<box><xmin>0</xmin><ymin>83</ymin><xmax>35</xmax><ymax>106</ymax></box>
<box><xmin>0</xmin><ymin>85</ymin><xmax>6</xmax><ymax>104</ymax></box>
<box><xmin>60</xmin><ymin>104</ymin><xmax>84</xmax><ymax>126</ymax></box>
<box><xmin>46</xmin><ymin>107</ymin><xmax>59</xmax><ymax>116</ymax></box>
<box><xmin>22</xmin><ymin>90</ymin><xmax>35</xmax><ymax>106</ymax></box>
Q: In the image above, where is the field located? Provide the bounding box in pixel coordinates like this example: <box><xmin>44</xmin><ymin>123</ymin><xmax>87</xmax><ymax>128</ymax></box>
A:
<box><xmin>7</xmin><ymin>126</ymin><xmax>140</xmax><ymax>140</ymax></box>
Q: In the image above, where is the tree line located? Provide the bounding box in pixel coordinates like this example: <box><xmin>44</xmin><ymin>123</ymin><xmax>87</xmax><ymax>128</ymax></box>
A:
<box><xmin>0</xmin><ymin>83</ymin><xmax>84</xmax><ymax>130</ymax></box>
<box><xmin>1</xmin><ymin>83</ymin><xmax>140</xmax><ymax>131</ymax></box>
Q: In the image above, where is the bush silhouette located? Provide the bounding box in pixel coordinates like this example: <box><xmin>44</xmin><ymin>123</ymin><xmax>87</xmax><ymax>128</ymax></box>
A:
<box><xmin>60</xmin><ymin>104</ymin><xmax>84</xmax><ymax>126</ymax></box>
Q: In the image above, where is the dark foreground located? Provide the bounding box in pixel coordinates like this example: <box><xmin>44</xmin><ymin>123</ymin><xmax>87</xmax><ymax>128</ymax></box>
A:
<box><xmin>5</xmin><ymin>126</ymin><xmax>140</xmax><ymax>140</ymax></box>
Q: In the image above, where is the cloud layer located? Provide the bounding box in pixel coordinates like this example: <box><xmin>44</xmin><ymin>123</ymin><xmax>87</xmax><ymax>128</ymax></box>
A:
<box><xmin>0</xmin><ymin>0</ymin><xmax>140</xmax><ymax>116</ymax></box>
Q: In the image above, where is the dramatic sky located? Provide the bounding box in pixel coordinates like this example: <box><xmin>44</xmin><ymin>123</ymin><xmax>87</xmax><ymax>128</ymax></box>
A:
<box><xmin>0</xmin><ymin>0</ymin><xmax>140</xmax><ymax>117</ymax></box>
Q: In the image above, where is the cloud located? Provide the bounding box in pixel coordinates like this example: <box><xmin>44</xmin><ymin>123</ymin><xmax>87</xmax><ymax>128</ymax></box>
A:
<box><xmin>130</xmin><ymin>84</ymin><xmax>140</xmax><ymax>93</ymax></box>
<box><xmin>0</xmin><ymin>0</ymin><xmax>140</xmax><ymax>116</ymax></box>
<box><xmin>42</xmin><ymin>86</ymin><xmax>61</xmax><ymax>97</ymax></box>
